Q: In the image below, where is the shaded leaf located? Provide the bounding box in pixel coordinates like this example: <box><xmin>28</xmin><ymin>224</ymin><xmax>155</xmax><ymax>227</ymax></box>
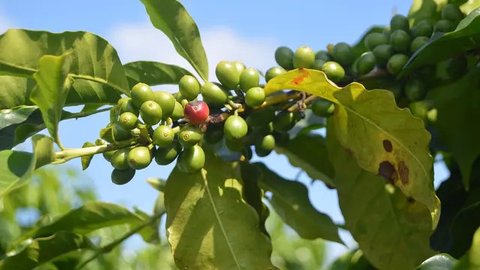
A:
<box><xmin>0</xmin><ymin>232</ymin><xmax>95</xmax><ymax>270</ymax></box>
<box><xmin>429</xmin><ymin>67</ymin><xmax>480</xmax><ymax>189</ymax></box>
<box><xmin>327</xmin><ymin>250</ymin><xmax>373</xmax><ymax>270</ymax></box>
<box><xmin>0</xmin><ymin>29</ymin><xmax>129</xmax><ymax>109</ymax></box>
<box><xmin>15</xmin><ymin>201</ymin><xmax>155</xmax><ymax>244</ymax></box>
<box><xmin>417</xmin><ymin>254</ymin><xmax>457</xmax><ymax>270</ymax></box>
<box><xmin>265</xmin><ymin>69</ymin><xmax>439</xmax><ymax>227</ymax></box>
<box><xmin>254</xmin><ymin>162</ymin><xmax>342</xmax><ymax>243</ymax></box>
<box><xmin>403</xmin><ymin>8</ymin><xmax>480</xmax><ymax>74</ymax></box>
<box><xmin>0</xmin><ymin>134</ymin><xmax>53</xmax><ymax>198</ymax></box>
<box><xmin>327</xmin><ymin>130</ymin><xmax>434</xmax><ymax>270</ymax></box>
<box><xmin>454</xmin><ymin>227</ymin><xmax>480</xmax><ymax>270</ymax></box>
<box><xmin>124</xmin><ymin>61</ymin><xmax>193</xmax><ymax>87</ymax></box>
<box><xmin>275</xmin><ymin>133</ymin><xmax>335</xmax><ymax>186</ymax></box>
<box><xmin>80</xmin><ymin>142</ymin><xmax>95</xmax><ymax>170</ymax></box>
<box><xmin>0</xmin><ymin>106</ymin><xmax>37</xmax><ymax>129</ymax></box>
<box><xmin>140</xmin><ymin>0</ymin><xmax>209</xmax><ymax>81</ymax></box>
<box><xmin>31</xmin><ymin>54</ymin><xmax>73</xmax><ymax>146</ymax></box>
<box><xmin>165</xmin><ymin>151</ymin><xmax>275</xmax><ymax>270</ymax></box>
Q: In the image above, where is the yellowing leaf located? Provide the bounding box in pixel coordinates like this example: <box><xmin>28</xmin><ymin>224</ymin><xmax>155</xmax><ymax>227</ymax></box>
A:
<box><xmin>265</xmin><ymin>69</ymin><xmax>440</xmax><ymax>227</ymax></box>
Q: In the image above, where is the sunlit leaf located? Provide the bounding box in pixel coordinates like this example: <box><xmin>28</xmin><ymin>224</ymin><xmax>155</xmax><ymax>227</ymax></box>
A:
<box><xmin>254</xmin><ymin>163</ymin><xmax>342</xmax><ymax>243</ymax></box>
<box><xmin>0</xmin><ymin>232</ymin><xmax>95</xmax><ymax>270</ymax></box>
<box><xmin>417</xmin><ymin>254</ymin><xmax>457</xmax><ymax>270</ymax></box>
<box><xmin>327</xmin><ymin>131</ymin><xmax>434</xmax><ymax>270</ymax></box>
<box><xmin>0</xmin><ymin>135</ymin><xmax>53</xmax><ymax>199</ymax></box>
<box><xmin>408</xmin><ymin>0</ymin><xmax>442</xmax><ymax>25</ymax></box>
<box><xmin>165</xmin><ymin>151</ymin><xmax>275</xmax><ymax>270</ymax></box>
<box><xmin>140</xmin><ymin>0</ymin><xmax>209</xmax><ymax>81</ymax></box>
<box><xmin>0</xmin><ymin>29</ymin><xmax>129</xmax><ymax>109</ymax></box>
<box><xmin>124</xmin><ymin>61</ymin><xmax>193</xmax><ymax>87</ymax></box>
<box><xmin>265</xmin><ymin>69</ymin><xmax>439</xmax><ymax>227</ymax></box>
<box><xmin>31</xmin><ymin>54</ymin><xmax>72</xmax><ymax>146</ymax></box>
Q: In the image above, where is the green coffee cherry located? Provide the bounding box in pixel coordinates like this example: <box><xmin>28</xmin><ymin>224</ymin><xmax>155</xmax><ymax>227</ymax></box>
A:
<box><xmin>311</xmin><ymin>99</ymin><xmax>334</xmax><ymax>117</ymax></box>
<box><xmin>111</xmin><ymin>168</ymin><xmax>136</xmax><ymax>185</ymax></box>
<box><xmin>154</xmin><ymin>144</ymin><xmax>180</xmax><ymax>165</ymax></box>
<box><xmin>103</xmin><ymin>150</ymin><xmax>116</xmax><ymax>162</ymax></box>
<box><xmin>127</xmin><ymin>146</ymin><xmax>152</xmax><ymax>170</ymax></box>
<box><xmin>434</xmin><ymin>20</ymin><xmax>455</xmax><ymax>33</ymax></box>
<box><xmin>332</xmin><ymin>42</ymin><xmax>354</xmax><ymax>66</ymax></box>
<box><xmin>312</xmin><ymin>59</ymin><xmax>326</xmax><ymax>70</ymax></box>
<box><xmin>179</xmin><ymin>75</ymin><xmax>200</xmax><ymax>101</ymax></box>
<box><xmin>140</xmin><ymin>100</ymin><xmax>163</xmax><ymax>126</ymax></box>
<box><xmin>153</xmin><ymin>125</ymin><xmax>175</xmax><ymax>147</ymax></box>
<box><xmin>321</xmin><ymin>61</ymin><xmax>345</xmax><ymax>83</ymax></box>
<box><xmin>412</xmin><ymin>20</ymin><xmax>433</xmax><ymax>37</ymax></box>
<box><xmin>373</xmin><ymin>44</ymin><xmax>394</xmax><ymax>66</ymax></box>
<box><xmin>215</xmin><ymin>61</ymin><xmax>240</xmax><ymax>89</ymax></box>
<box><xmin>153</xmin><ymin>91</ymin><xmax>175</xmax><ymax>119</ymax></box>
<box><xmin>364</xmin><ymin>32</ymin><xmax>389</xmax><ymax>50</ymax></box>
<box><xmin>441</xmin><ymin>4</ymin><xmax>464</xmax><ymax>22</ymax></box>
<box><xmin>445</xmin><ymin>55</ymin><xmax>467</xmax><ymax>80</ymax></box>
<box><xmin>118</xmin><ymin>112</ymin><xmax>138</xmax><ymax>130</ymax></box>
<box><xmin>177</xmin><ymin>144</ymin><xmax>205</xmax><ymax>173</ymax></box>
<box><xmin>117</xmin><ymin>97</ymin><xmax>139</xmax><ymax>116</ymax></box>
<box><xmin>275</xmin><ymin>46</ymin><xmax>294</xmax><ymax>70</ymax></box>
<box><xmin>273</xmin><ymin>111</ymin><xmax>299</xmax><ymax>132</ymax></box>
<box><xmin>293</xmin><ymin>46</ymin><xmax>315</xmax><ymax>68</ymax></box>
<box><xmin>131</xmin><ymin>83</ymin><xmax>155</xmax><ymax>108</ymax></box>
<box><xmin>404</xmin><ymin>79</ymin><xmax>427</xmax><ymax>101</ymax></box>
<box><xmin>410</xmin><ymin>36</ymin><xmax>429</xmax><ymax>53</ymax></box>
<box><xmin>245</xmin><ymin>87</ymin><xmax>266</xmax><ymax>107</ymax></box>
<box><xmin>390</xmin><ymin>30</ymin><xmax>411</xmax><ymax>53</ymax></box>
<box><xmin>224</xmin><ymin>115</ymin><xmax>248</xmax><ymax>140</ymax></box>
<box><xmin>110</xmin><ymin>148</ymin><xmax>130</xmax><ymax>170</ymax></box>
<box><xmin>246</xmin><ymin>107</ymin><xmax>275</xmax><ymax>127</ymax></box>
<box><xmin>178</xmin><ymin>125</ymin><xmax>203</xmax><ymax>148</ymax></box>
<box><xmin>356</xmin><ymin>52</ymin><xmax>376</xmax><ymax>75</ymax></box>
<box><xmin>257</xmin><ymin>134</ymin><xmax>275</xmax><ymax>151</ymax></box>
<box><xmin>171</xmin><ymin>101</ymin><xmax>184</xmax><ymax>120</ymax></box>
<box><xmin>265</xmin><ymin>66</ymin><xmax>287</xmax><ymax>82</ymax></box>
<box><xmin>232</xmin><ymin>61</ymin><xmax>246</xmax><ymax>75</ymax></box>
<box><xmin>390</xmin><ymin>14</ymin><xmax>410</xmax><ymax>32</ymax></box>
<box><xmin>201</xmin><ymin>82</ymin><xmax>228</xmax><ymax>105</ymax></box>
<box><xmin>239</xmin><ymin>68</ymin><xmax>260</xmax><ymax>91</ymax></box>
<box><xmin>315</xmin><ymin>50</ymin><xmax>330</xmax><ymax>61</ymax></box>
<box><xmin>112</xmin><ymin>123</ymin><xmax>132</xmax><ymax>141</ymax></box>
<box><xmin>387</xmin><ymin>54</ymin><xmax>409</xmax><ymax>75</ymax></box>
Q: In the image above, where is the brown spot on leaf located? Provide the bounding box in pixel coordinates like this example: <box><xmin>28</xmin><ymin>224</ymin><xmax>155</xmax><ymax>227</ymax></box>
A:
<box><xmin>291</xmin><ymin>68</ymin><xmax>309</xmax><ymax>85</ymax></box>
<box><xmin>398</xmin><ymin>161</ymin><xmax>409</xmax><ymax>184</ymax></box>
<box><xmin>383</xmin><ymin>139</ymin><xmax>393</xmax><ymax>152</ymax></box>
<box><xmin>378</xmin><ymin>161</ymin><xmax>396</xmax><ymax>183</ymax></box>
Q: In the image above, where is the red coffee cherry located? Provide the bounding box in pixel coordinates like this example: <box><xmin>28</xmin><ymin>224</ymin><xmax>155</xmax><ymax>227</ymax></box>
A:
<box><xmin>184</xmin><ymin>101</ymin><xmax>210</xmax><ymax>125</ymax></box>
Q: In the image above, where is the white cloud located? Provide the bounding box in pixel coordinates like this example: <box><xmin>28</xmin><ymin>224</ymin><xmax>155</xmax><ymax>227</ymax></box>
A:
<box><xmin>107</xmin><ymin>22</ymin><xmax>278</xmax><ymax>81</ymax></box>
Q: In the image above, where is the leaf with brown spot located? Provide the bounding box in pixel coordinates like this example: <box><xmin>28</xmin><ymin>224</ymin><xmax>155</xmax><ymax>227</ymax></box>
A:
<box><xmin>265</xmin><ymin>69</ymin><xmax>440</xmax><ymax>227</ymax></box>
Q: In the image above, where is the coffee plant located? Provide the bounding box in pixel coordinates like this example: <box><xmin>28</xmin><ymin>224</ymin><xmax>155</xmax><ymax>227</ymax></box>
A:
<box><xmin>1</xmin><ymin>0</ymin><xmax>480</xmax><ymax>269</ymax></box>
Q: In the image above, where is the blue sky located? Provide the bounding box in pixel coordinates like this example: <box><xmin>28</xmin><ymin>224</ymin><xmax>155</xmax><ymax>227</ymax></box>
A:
<box><xmin>2</xmin><ymin>0</ymin><xmax>448</xmax><ymax>264</ymax></box>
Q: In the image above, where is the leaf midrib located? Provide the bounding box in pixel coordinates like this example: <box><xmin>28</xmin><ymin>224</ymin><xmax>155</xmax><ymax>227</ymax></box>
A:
<box><xmin>201</xmin><ymin>169</ymin><xmax>241</xmax><ymax>269</ymax></box>
<box><xmin>0</xmin><ymin>59</ymin><xmax>128</xmax><ymax>94</ymax></box>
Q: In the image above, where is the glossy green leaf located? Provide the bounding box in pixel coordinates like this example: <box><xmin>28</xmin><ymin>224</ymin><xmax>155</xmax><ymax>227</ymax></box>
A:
<box><xmin>139</xmin><ymin>0</ymin><xmax>209</xmax><ymax>81</ymax></box>
<box><xmin>327</xmin><ymin>250</ymin><xmax>373</xmax><ymax>270</ymax></box>
<box><xmin>408</xmin><ymin>0</ymin><xmax>442</xmax><ymax>25</ymax></box>
<box><xmin>0</xmin><ymin>29</ymin><xmax>129</xmax><ymax>109</ymax></box>
<box><xmin>165</xmin><ymin>152</ymin><xmax>275</xmax><ymax>270</ymax></box>
<box><xmin>327</xmin><ymin>131</ymin><xmax>434</xmax><ymax>270</ymax></box>
<box><xmin>460</xmin><ymin>1</ymin><xmax>480</xmax><ymax>14</ymax></box>
<box><xmin>403</xmin><ymin>8</ymin><xmax>480</xmax><ymax>74</ymax></box>
<box><xmin>275</xmin><ymin>133</ymin><xmax>335</xmax><ymax>187</ymax></box>
<box><xmin>430</xmin><ymin>67</ymin><xmax>480</xmax><ymax>189</ymax></box>
<box><xmin>265</xmin><ymin>69</ymin><xmax>439</xmax><ymax>227</ymax></box>
<box><xmin>254</xmin><ymin>163</ymin><xmax>342</xmax><ymax>243</ymax></box>
<box><xmin>454</xmin><ymin>227</ymin><xmax>480</xmax><ymax>270</ymax></box>
<box><xmin>0</xmin><ymin>232</ymin><xmax>95</xmax><ymax>270</ymax></box>
<box><xmin>417</xmin><ymin>254</ymin><xmax>457</xmax><ymax>270</ymax></box>
<box><xmin>0</xmin><ymin>106</ymin><xmax>37</xmax><ymax>129</ymax></box>
<box><xmin>31</xmin><ymin>54</ymin><xmax>72</xmax><ymax>146</ymax></box>
<box><xmin>0</xmin><ymin>135</ymin><xmax>53</xmax><ymax>199</ymax></box>
<box><xmin>15</xmin><ymin>201</ymin><xmax>155</xmax><ymax>244</ymax></box>
<box><xmin>124</xmin><ymin>61</ymin><xmax>193</xmax><ymax>87</ymax></box>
